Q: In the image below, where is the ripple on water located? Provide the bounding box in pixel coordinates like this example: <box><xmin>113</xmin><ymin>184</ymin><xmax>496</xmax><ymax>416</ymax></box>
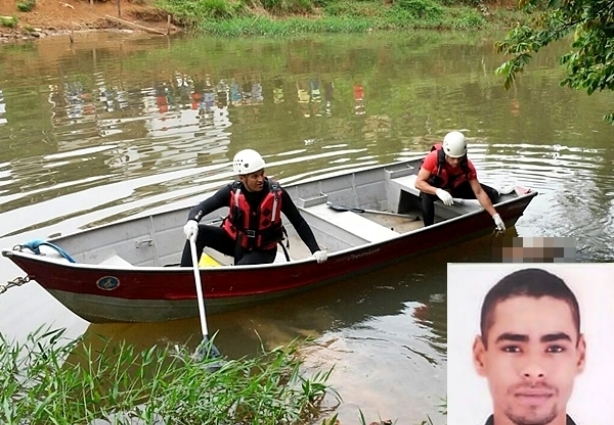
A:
<box><xmin>302</xmin><ymin>311</ymin><xmax>446</xmax><ymax>425</ymax></box>
<box><xmin>467</xmin><ymin>143</ymin><xmax>610</xmax><ymax>192</ymax></box>
<box><xmin>450</xmin><ymin>142</ymin><xmax>614</xmax><ymax>254</ymax></box>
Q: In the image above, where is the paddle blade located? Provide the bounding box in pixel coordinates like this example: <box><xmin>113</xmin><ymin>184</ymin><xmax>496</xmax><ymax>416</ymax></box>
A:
<box><xmin>326</xmin><ymin>202</ymin><xmax>365</xmax><ymax>213</ymax></box>
<box><xmin>196</xmin><ymin>337</ymin><xmax>221</xmax><ymax>359</ymax></box>
<box><xmin>325</xmin><ymin>202</ymin><xmax>348</xmax><ymax>212</ymax></box>
<box><xmin>193</xmin><ymin>336</ymin><xmax>224</xmax><ymax>371</ymax></box>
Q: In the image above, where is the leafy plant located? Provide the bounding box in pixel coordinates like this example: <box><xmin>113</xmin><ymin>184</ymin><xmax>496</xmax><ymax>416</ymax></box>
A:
<box><xmin>495</xmin><ymin>0</ymin><xmax>614</xmax><ymax>123</ymax></box>
<box><xmin>154</xmin><ymin>0</ymin><xmax>244</xmax><ymax>27</ymax></box>
<box><xmin>392</xmin><ymin>0</ymin><xmax>444</xmax><ymax>19</ymax></box>
<box><xmin>452</xmin><ymin>7</ymin><xmax>485</xmax><ymax>29</ymax></box>
<box><xmin>200</xmin><ymin>0</ymin><xmax>241</xmax><ymax>19</ymax></box>
<box><xmin>0</xmin><ymin>15</ymin><xmax>18</xmax><ymax>27</ymax></box>
<box><xmin>324</xmin><ymin>1</ymin><xmax>384</xmax><ymax>18</ymax></box>
<box><xmin>17</xmin><ymin>0</ymin><xmax>36</xmax><ymax>12</ymax></box>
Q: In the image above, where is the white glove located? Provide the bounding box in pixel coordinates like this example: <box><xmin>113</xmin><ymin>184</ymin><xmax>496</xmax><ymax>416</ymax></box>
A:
<box><xmin>492</xmin><ymin>213</ymin><xmax>506</xmax><ymax>231</ymax></box>
<box><xmin>183</xmin><ymin>220</ymin><xmax>199</xmax><ymax>240</ymax></box>
<box><xmin>435</xmin><ymin>189</ymin><xmax>454</xmax><ymax>206</ymax></box>
<box><xmin>312</xmin><ymin>250</ymin><xmax>328</xmax><ymax>263</ymax></box>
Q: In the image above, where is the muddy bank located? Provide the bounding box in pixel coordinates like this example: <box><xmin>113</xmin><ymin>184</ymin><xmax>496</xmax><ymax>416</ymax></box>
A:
<box><xmin>0</xmin><ymin>0</ymin><xmax>180</xmax><ymax>43</ymax></box>
<box><xmin>0</xmin><ymin>26</ymin><xmax>164</xmax><ymax>43</ymax></box>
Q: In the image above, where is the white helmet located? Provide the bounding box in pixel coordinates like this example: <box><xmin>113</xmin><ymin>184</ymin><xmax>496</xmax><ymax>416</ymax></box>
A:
<box><xmin>442</xmin><ymin>131</ymin><xmax>467</xmax><ymax>158</ymax></box>
<box><xmin>233</xmin><ymin>149</ymin><xmax>265</xmax><ymax>175</ymax></box>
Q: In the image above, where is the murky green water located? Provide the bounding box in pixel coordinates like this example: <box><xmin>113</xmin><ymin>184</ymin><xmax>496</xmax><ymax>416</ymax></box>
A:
<box><xmin>1</xmin><ymin>29</ymin><xmax>614</xmax><ymax>424</ymax></box>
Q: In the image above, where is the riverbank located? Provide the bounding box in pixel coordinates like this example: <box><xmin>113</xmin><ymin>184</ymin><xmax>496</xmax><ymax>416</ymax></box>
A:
<box><xmin>0</xmin><ymin>0</ymin><xmax>524</xmax><ymax>42</ymax></box>
<box><xmin>0</xmin><ymin>0</ymin><xmax>179</xmax><ymax>42</ymax></box>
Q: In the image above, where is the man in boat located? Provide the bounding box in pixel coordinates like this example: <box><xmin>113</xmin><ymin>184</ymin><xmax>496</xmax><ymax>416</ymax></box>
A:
<box><xmin>414</xmin><ymin>131</ymin><xmax>505</xmax><ymax>230</ymax></box>
<box><xmin>472</xmin><ymin>268</ymin><xmax>585</xmax><ymax>425</ymax></box>
<box><xmin>180</xmin><ymin>149</ymin><xmax>328</xmax><ymax>266</ymax></box>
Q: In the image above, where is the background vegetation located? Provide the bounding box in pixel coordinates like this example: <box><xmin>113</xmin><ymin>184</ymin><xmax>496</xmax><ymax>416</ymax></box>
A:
<box><xmin>153</xmin><ymin>0</ymin><xmax>526</xmax><ymax>35</ymax></box>
<box><xmin>0</xmin><ymin>327</ymin><xmax>339</xmax><ymax>425</ymax></box>
<box><xmin>495</xmin><ymin>0</ymin><xmax>614</xmax><ymax>124</ymax></box>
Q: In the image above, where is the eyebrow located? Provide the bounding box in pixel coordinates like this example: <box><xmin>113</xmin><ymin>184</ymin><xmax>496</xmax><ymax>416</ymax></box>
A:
<box><xmin>495</xmin><ymin>332</ymin><xmax>573</xmax><ymax>344</ymax></box>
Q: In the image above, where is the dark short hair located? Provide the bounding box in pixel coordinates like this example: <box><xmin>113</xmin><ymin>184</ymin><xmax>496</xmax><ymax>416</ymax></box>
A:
<box><xmin>480</xmin><ymin>268</ymin><xmax>580</xmax><ymax>346</ymax></box>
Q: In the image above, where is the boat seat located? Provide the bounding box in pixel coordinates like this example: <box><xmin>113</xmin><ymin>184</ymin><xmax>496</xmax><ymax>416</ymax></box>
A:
<box><xmin>389</xmin><ymin>173</ymin><xmax>481</xmax><ymax>214</ymax></box>
<box><xmin>98</xmin><ymin>254</ymin><xmax>134</xmax><ymax>268</ymax></box>
<box><xmin>389</xmin><ymin>174</ymin><xmax>420</xmax><ymax>197</ymax></box>
<box><xmin>305</xmin><ymin>203</ymin><xmax>400</xmax><ymax>243</ymax></box>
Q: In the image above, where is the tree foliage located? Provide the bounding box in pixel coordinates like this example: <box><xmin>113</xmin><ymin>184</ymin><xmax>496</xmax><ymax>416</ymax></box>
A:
<box><xmin>494</xmin><ymin>0</ymin><xmax>614</xmax><ymax>123</ymax></box>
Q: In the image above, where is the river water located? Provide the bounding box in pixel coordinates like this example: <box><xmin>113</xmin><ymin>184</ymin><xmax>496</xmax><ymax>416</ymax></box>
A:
<box><xmin>1</xmin><ymin>29</ymin><xmax>613</xmax><ymax>424</ymax></box>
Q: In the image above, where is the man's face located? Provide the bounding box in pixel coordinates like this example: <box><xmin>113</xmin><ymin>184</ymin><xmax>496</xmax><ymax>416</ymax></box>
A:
<box><xmin>239</xmin><ymin>169</ymin><xmax>265</xmax><ymax>192</ymax></box>
<box><xmin>473</xmin><ymin>296</ymin><xmax>585</xmax><ymax>425</ymax></box>
<box><xmin>445</xmin><ymin>155</ymin><xmax>461</xmax><ymax>168</ymax></box>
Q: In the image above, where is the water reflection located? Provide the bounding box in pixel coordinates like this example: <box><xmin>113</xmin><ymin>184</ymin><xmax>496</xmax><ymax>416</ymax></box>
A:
<box><xmin>0</xmin><ymin>89</ymin><xmax>7</xmax><ymax>126</ymax></box>
<box><xmin>19</xmin><ymin>61</ymin><xmax>421</xmax><ymax>179</ymax></box>
<box><xmin>29</xmin><ymin>63</ymin><xmax>412</xmax><ymax>192</ymax></box>
<box><xmin>354</xmin><ymin>81</ymin><xmax>365</xmax><ymax>116</ymax></box>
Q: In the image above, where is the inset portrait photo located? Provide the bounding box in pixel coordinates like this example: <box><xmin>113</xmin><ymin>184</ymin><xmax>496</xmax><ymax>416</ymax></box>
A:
<box><xmin>447</xmin><ymin>263</ymin><xmax>614</xmax><ymax>425</ymax></box>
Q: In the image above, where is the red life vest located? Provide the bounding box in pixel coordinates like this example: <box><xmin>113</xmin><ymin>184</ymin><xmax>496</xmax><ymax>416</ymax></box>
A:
<box><xmin>423</xmin><ymin>143</ymin><xmax>471</xmax><ymax>190</ymax></box>
<box><xmin>221</xmin><ymin>180</ymin><xmax>284</xmax><ymax>251</ymax></box>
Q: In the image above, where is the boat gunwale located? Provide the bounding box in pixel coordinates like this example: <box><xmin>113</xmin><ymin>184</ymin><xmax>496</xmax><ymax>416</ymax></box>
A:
<box><xmin>9</xmin><ymin>156</ymin><xmax>428</xmax><ymax>244</ymax></box>
<box><xmin>1</xmin><ymin>189</ymin><xmax>538</xmax><ymax>273</ymax></box>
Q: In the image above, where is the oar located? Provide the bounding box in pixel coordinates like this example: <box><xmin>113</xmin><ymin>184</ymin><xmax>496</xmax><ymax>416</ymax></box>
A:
<box><xmin>189</xmin><ymin>235</ymin><xmax>222</xmax><ymax>363</ymax></box>
<box><xmin>326</xmin><ymin>202</ymin><xmax>420</xmax><ymax>221</ymax></box>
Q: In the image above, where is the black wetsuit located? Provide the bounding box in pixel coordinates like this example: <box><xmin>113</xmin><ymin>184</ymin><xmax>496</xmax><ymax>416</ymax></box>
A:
<box><xmin>180</xmin><ymin>178</ymin><xmax>320</xmax><ymax>266</ymax></box>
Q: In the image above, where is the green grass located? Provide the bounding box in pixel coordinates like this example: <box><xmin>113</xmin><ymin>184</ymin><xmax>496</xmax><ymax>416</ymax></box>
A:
<box><xmin>194</xmin><ymin>8</ymin><xmax>489</xmax><ymax>37</ymax></box>
<box><xmin>0</xmin><ymin>325</ymin><xmax>448</xmax><ymax>424</ymax></box>
<box><xmin>0</xmin><ymin>326</ymin><xmax>341</xmax><ymax>425</ymax></box>
<box><xmin>150</xmin><ymin>0</ymin><xmax>534</xmax><ymax>36</ymax></box>
<box><xmin>198</xmin><ymin>16</ymin><xmax>373</xmax><ymax>36</ymax></box>
<box><xmin>154</xmin><ymin>0</ymin><xmax>247</xmax><ymax>27</ymax></box>
<box><xmin>153</xmin><ymin>0</ymin><xmax>504</xmax><ymax>35</ymax></box>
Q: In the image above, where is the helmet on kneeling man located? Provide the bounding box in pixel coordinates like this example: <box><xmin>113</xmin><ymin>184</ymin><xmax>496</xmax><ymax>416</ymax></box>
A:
<box><xmin>233</xmin><ymin>149</ymin><xmax>265</xmax><ymax>175</ymax></box>
<box><xmin>442</xmin><ymin>131</ymin><xmax>467</xmax><ymax>158</ymax></box>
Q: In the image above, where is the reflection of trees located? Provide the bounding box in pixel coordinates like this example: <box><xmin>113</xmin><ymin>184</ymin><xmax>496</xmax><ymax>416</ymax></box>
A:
<box><xmin>0</xmin><ymin>154</ymin><xmax>112</xmax><ymax>215</ymax></box>
<box><xmin>0</xmin><ymin>86</ymin><xmax>56</xmax><ymax>161</ymax></box>
<box><xmin>0</xmin><ymin>89</ymin><xmax>6</xmax><ymax>126</ymax></box>
<box><xmin>0</xmin><ymin>33</ymin><xmax>613</xmax><ymax>218</ymax></box>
